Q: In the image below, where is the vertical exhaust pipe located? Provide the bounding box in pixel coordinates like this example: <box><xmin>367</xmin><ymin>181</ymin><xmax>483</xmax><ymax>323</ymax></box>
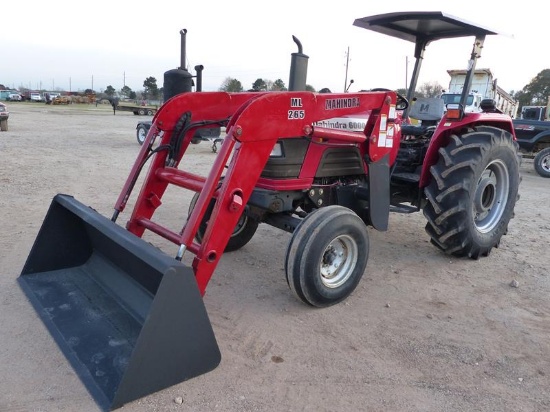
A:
<box><xmin>179</xmin><ymin>29</ymin><xmax>187</xmax><ymax>70</ymax></box>
<box><xmin>164</xmin><ymin>29</ymin><xmax>194</xmax><ymax>101</ymax></box>
<box><xmin>194</xmin><ymin>65</ymin><xmax>204</xmax><ymax>92</ymax></box>
<box><xmin>288</xmin><ymin>35</ymin><xmax>309</xmax><ymax>91</ymax></box>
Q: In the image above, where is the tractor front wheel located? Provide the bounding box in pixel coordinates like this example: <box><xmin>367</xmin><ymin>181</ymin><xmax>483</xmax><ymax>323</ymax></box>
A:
<box><xmin>534</xmin><ymin>147</ymin><xmax>550</xmax><ymax>178</ymax></box>
<box><xmin>285</xmin><ymin>206</ymin><xmax>369</xmax><ymax>307</ymax></box>
<box><xmin>423</xmin><ymin>126</ymin><xmax>521</xmax><ymax>258</ymax></box>
<box><xmin>188</xmin><ymin>192</ymin><xmax>259</xmax><ymax>252</ymax></box>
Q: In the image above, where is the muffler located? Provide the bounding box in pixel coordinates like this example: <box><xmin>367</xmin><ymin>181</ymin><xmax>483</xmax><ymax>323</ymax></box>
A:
<box><xmin>18</xmin><ymin>194</ymin><xmax>220</xmax><ymax>410</ymax></box>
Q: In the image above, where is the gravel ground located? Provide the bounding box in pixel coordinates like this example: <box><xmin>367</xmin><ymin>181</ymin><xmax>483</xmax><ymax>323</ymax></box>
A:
<box><xmin>0</xmin><ymin>102</ymin><xmax>549</xmax><ymax>412</ymax></box>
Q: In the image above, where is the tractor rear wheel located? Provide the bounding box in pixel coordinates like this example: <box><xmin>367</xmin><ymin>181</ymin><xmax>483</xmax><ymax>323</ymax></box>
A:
<box><xmin>533</xmin><ymin>147</ymin><xmax>550</xmax><ymax>178</ymax></box>
<box><xmin>188</xmin><ymin>192</ymin><xmax>259</xmax><ymax>252</ymax></box>
<box><xmin>423</xmin><ymin>126</ymin><xmax>521</xmax><ymax>258</ymax></box>
<box><xmin>285</xmin><ymin>206</ymin><xmax>369</xmax><ymax>307</ymax></box>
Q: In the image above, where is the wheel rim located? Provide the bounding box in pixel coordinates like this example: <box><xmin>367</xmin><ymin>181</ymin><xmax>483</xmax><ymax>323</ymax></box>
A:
<box><xmin>319</xmin><ymin>235</ymin><xmax>358</xmax><ymax>288</ymax></box>
<box><xmin>541</xmin><ymin>153</ymin><xmax>550</xmax><ymax>172</ymax></box>
<box><xmin>232</xmin><ymin>213</ymin><xmax>248</xmax><ymax>236</ymax></box>
<box><xmin>138</xmin><ymin>128</ymin><xmax>146</xmax><ymax>143</ymax></box>
<box><xmin>473</xmin><ymin>159</ymin><xmax>509</xmax><ymax>233</ymax></box>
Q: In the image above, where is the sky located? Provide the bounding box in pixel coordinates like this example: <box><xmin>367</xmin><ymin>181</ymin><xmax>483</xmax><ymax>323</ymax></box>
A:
<box><xmin>1</xmin><ymin>1</ymin><xmax>547</xmax><ymax>96</ymax></box>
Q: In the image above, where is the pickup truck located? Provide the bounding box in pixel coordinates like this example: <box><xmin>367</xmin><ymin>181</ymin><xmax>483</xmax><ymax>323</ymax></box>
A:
<box><xmin>513</xmin><ymin>119</ymin><xmax>550</xmax><ymax>177</ymax></box>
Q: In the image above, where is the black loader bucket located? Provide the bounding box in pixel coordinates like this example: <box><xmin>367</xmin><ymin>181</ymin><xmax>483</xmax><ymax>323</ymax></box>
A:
<box><xmin>18</xmin><ymin>194</ymin><xmax>220</xmax><ymax>411</ymax></box>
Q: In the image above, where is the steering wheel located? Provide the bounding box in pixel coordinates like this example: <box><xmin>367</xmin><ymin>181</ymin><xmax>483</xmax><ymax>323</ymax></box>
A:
<box><xmin>370</xmin><ymin>88</ymin><xmax>409</xmax><ymax>111</ymax></box>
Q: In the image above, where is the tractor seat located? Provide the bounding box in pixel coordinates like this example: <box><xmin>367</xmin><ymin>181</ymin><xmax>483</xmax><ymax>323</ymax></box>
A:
<box><xmin>402</xmin><ymin>98</ymin><xmax>445</xmax><ymax>137</ymax></box>
<box><xmin>408</xmin><ymin>97</ymin><xmax>445</xmax><ymax>121</ymax></box>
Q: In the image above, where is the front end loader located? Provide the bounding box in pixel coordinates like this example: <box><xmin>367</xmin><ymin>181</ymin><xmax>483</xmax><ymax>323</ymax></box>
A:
<box><xmin>19</xmin><ymin>11</ymin><xmax>521</xmax><ymax>411</ymax></box>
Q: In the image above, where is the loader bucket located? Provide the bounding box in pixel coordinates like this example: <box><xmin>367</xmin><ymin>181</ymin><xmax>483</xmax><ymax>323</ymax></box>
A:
<box><xmin>18</xmin><ymin>194</ymin><xmax>220</xmax><ymax>411</ymax></box>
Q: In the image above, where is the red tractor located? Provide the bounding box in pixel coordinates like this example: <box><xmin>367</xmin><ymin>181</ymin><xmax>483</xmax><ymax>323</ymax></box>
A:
<box><xmin>19</xmin><ymin>12</ymin><xmax>521</xmax><ymax>410</ymax></box>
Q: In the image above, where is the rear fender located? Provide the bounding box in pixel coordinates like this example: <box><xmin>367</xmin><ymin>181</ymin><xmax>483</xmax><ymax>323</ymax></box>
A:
<box><xmin>419</xmin><ymin>113</ymin><xmax>516</xmax><ymax>187</ymax></box>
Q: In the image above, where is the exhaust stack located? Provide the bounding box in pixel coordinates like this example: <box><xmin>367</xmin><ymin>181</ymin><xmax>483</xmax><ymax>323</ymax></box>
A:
<box><xmin>163</xmin><ymin>29</ymin><xmax>194</xmax><ymax>101</ymax></box>
<box><xmin>288</xmin><ymin>35</ymin><xmax>309</xmax><ymax>91</ymax></box>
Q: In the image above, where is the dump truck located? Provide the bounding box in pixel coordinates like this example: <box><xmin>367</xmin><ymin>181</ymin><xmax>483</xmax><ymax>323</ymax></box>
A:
<box><xmin>441</xmin><ymin>68</ymin><xmax>518</xmax><ymax>117</ymax></box>
<box><xmin>19</xmin><ymin>11</ymin><xmax>521</xmax><ymax>411</ymax></box>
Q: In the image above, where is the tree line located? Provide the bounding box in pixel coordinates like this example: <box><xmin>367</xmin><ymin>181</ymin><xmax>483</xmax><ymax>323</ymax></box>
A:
<box><xmin>6</xmin><ymin>68</ymin><xmax>547</xmax><ymax>110</ymax></box>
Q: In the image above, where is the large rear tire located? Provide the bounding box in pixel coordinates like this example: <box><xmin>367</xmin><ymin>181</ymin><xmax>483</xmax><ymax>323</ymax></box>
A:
<box><xmin>188</xmin><ymin>192</ymin><xmax>259</xmax><ymax>252</ymax></box>
<box><xmin>285</xmin><ymin>206</ymin><xmax>369</xmax><ymax>307</ymax></box>
<box><xmin>423</xmin><ymin>126</ymin><xmax>521</xmax><ymax>258</ymax></box>
<box><xmin>533</xmin><ymin>147</ymin><xmax>550</xmax><ymax>178</ymax></box>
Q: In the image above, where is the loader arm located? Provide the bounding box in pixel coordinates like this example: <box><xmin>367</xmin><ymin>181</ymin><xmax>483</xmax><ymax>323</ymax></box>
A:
<box><xmin>120</xmin><ymin>91</ymin><xmax>399</xmax><ymax>295</ymax></box>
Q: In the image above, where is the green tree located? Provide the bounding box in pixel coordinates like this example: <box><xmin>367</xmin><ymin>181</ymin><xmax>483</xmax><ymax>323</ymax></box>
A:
<box><xmin>219</xmin><ymin>77</ymin><xmax>243</xmax><ymax>92</ymax></box>
<box><xmin>305</xmin><ymin>84</ymin><xmax>316</xmax><ymax>92</ymax></box>
<box><xmin>518</xmin><ymin>69</ymin><xmax>550</xmax><ymax>106</ymax></box>
<box><xmin>418</xmin><ymin>81</ymin><xmax>444</xmax><ymax>98</ymax></box>
<box><xmin>271</xmin><ymin>79</ymin><xmax>287</xmax><ymax>91</ymax></box>
<box><xmin>121</xmin><ymin>85</ymin><xmax>133</xmax><ymax>98</ymax></box>
<box><xmin>104</xmin><ymin>85</ymin><xmax>116</xmax><ymax>97</ymax></box>
<box><xmin>143</xmin><ymin>77</ymin><xmax>159</xmax><ymax>100</ymax></box>
<box><xmin>252</xmin><ymin>78</ymin><xmax>267</xmax><ymax>91</ymax></box>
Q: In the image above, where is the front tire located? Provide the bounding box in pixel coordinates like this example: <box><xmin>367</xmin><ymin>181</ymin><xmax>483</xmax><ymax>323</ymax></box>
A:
<box><xmin>285</xmin><ymin>206</ymin><xmax>369</xmax><ymax>307</ymax></box>
<box><xmin>424</xmin><ymin>126</ymin><xmax>521</xmax><ymax>258</ymax></box>
<box><xmin>188</xmin><ymin>192</ymin><xmax>259</xmax><ymax>252</ymax></box>
<box><xmin>534</xmin><ymin>147</ymin><xmax>550</xmax><ymax>178</ymax></box>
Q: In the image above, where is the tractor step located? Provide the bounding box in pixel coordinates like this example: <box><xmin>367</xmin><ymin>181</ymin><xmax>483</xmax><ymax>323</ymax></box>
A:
<box><xmin>390</xmin><ymin>202</ymin><xmax>419</xmax><ymax>213</ymax></box>
<box><xmin>391</xmin><ymin>172</ymin><xmax>420</xmax><ymax>183</ymax></box>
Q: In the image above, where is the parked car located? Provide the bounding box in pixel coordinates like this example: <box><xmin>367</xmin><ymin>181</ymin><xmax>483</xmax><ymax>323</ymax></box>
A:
<box><xmin>29</xmin><ymin>92</ymin><xmax>44</xmax><ymax>102</ymax></box>
<box><xmin>7</xmin><ymin>93</ymin><xmax>22</xmax><ymax>101</ymax></box>
<box><xmin>0</xmin><ymin>102</ymin><xmax>9</xmax><ymax>131</ymax></box>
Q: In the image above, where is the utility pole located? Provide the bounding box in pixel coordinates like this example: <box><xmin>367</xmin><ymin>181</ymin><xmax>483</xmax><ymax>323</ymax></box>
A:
<box><xmin>405</xmin><ymin>56</ymin><xmax>409</xmax><ymax>89</ymax></box>
<box><xmin>344</xmin><ymin>46</ymin><xmax>350</xmax><ymax>92</ymax></box>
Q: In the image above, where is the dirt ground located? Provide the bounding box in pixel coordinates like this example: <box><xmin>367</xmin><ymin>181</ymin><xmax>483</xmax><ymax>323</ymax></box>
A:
<box><xmin>1</xmin><ymin>102</ymin><xmax>549</xmax><ymax>412</ymax></box>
